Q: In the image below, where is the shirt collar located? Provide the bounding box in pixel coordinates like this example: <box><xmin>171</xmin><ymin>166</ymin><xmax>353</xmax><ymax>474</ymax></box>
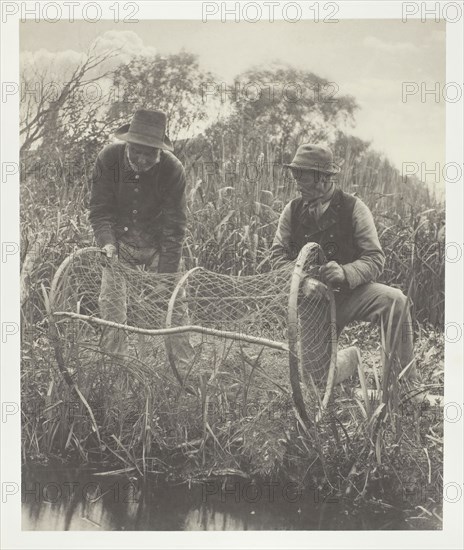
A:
<box><xmin>302</xmin><ymin>182</ymin><xmax>336</xmax><ymax>208</ymax></box>
<box><xmin>125</xmin><ymin>146</ymin><xmax>137</xmax><ymax>172</ymax></box>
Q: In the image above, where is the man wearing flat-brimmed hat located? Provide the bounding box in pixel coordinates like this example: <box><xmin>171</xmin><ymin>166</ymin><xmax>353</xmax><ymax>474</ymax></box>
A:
<box><xmin>270</xmin><ymin>143</ymin><xmax>420</xmax><ymax>390</ymax></box>
<box><xmin>89</xmin><ymin>109</ymin><xmax>193</xmax><ymax>367</ymax></box>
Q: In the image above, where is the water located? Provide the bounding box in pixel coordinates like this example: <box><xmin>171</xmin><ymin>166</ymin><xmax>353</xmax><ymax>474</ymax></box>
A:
<box><xmin>22</xmin><ymin>466</ymin><xmax>411</xmax><ymax>530</ymax></box>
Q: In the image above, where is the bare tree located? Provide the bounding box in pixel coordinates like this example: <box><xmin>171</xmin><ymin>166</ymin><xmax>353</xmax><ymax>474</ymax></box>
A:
<box><xmin>20</xmin><ymin>42</ymin><xmax>120</xmax><ymax>154</ymax></box>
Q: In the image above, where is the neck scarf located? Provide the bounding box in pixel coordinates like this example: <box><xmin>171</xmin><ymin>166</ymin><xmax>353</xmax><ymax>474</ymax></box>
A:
<box><xmin>304</xmin><ymin>181</ymin><xmax>335</xmax><ymax>222</ymax></box>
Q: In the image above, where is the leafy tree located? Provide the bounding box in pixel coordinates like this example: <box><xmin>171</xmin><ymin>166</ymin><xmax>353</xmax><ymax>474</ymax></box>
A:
<box><xmin>203</xmin><ymin>64</ymin><xmax>359</xmax><ymax>166</ymax></box>
<box><xmin>108</xmin><ymin>51</ymin><xmax>217</xmax><ymax>155</ymax></box>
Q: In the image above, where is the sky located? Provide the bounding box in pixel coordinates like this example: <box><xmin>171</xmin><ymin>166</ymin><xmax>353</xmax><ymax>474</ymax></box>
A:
<box><xmin>20</xmin><ymin>19</ymin><xmax>446</xmax><ymax>193</ymax></box>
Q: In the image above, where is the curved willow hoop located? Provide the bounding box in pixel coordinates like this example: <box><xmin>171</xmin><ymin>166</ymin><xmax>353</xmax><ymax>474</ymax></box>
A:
<box><xmin>165</xmin><ymin>266</ymin><xmax>204</xmax><ymax>390</ymax></box>
<box><xmin>287</xmin><ymin>243</ymin><xmax>338</xmax><ymax>427</ymax></box>
<box><xmin>49</xmin><ymin>246</ymin><xmax>103</xmax><ymax>311</ymax></box>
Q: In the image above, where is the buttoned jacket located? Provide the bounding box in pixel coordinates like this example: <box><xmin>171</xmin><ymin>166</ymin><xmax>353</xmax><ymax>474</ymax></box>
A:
<box><xmin>89</xmin><ymin>143</ymin><xmax>187</xmax><ymax>273</ymax></box>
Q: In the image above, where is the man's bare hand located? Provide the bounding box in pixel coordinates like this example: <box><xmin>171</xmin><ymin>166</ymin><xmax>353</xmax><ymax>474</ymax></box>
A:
<box><xmin>102</xmin><ymin>244</ymin><xmax>118</xmax><ymax>261</ymax></box>
<box><xmin>301</xmin><ymin>277</ymin><xmax>329</xmax><ymax>301</ymax></box>
<box><xmin>320</xmin><ymin>261</ymin><xmax>345</xmax><ymax>286</ymax></box>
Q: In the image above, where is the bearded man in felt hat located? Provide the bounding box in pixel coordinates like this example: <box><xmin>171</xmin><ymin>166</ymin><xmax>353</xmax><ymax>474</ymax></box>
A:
<box><xmin>89</xmin><ymin>109</ymin><xmax>194</xmax><ymax>368</ymax></box>
<box><xmin>270</xmin><ymin>143</ymin><xmax>421</xmax><ymax>394</ymax></box>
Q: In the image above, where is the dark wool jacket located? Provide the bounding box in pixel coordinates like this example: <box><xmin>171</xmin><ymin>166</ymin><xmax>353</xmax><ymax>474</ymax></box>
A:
<box><xmin>88</xmin><ymin>142</ymin><xmax>187</xmax><ymax>273</ymax></box>
<box><xmin>270</xmin><ymin>188</ymin><xmax>385</xmax><ymax>289</ymax></box>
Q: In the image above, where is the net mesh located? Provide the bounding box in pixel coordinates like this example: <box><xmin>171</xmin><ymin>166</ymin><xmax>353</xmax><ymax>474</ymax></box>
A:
<box><xmin>49</xmin><ymin>245</ymin><xmax>335</xmax><ymax>399</ymax></box>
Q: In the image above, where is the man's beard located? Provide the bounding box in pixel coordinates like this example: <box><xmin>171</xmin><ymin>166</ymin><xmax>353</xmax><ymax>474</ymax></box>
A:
<box><xmin>126</xmin><ymin>146</ymin><xmax>160</xmax><ymax>172</ymax></box>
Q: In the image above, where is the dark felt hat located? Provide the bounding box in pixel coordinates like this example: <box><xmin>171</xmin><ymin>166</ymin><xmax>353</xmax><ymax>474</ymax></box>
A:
<box><xmin>115</xmin><ymin>109</ymin><xmax>173</xmax><ymax>151</ymax></box>
<box><xmin>284</xmin><ymin>143</ymin><xmax>341</xmax><ymax>174</ymax></box>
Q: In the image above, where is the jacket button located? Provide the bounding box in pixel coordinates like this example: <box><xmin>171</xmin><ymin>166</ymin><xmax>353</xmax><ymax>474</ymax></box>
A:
<box><xmin>124</xmin><ymin>227</ymin><xmax>128</xmax><ymax>232</ymax></box>
<box><xmin>135</xmin><ymin>174</ymin><xmax>140</xmax><ymax>180</ymax></box>
<box><xmin>134</xmin><ymin>188</ymin><xmax>139</xmax><ymax>193</ymax></box>
<box><xmin>330</xmin><ymin>234</ymin><xmax>334</xmax><ymax>238</ymax></box>
<box><xmin>133</xmin><ymin>209</ymin><xmax>138</xmax><ymax>214</ymax></box>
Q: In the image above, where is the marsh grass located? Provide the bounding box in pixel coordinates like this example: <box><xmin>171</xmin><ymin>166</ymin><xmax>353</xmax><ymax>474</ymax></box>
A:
<box><xmin>20</xmin><ymin>143</ymin><xmax>444</xmax><ymax>522</ymax></box>
<box><xmin>21</xmin><ymin>310</ymin><xmax>443</xmax><ymax>521</ymax></box>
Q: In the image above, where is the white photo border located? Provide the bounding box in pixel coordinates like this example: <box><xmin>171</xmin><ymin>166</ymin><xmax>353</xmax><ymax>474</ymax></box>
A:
<box><xmin>1</xmin><ymin>1</ymin><xmax>462</xmax><ymax>548</ymax></box>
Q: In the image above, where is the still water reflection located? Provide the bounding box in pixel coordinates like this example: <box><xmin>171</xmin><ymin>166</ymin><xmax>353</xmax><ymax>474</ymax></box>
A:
<box><xmin>22</xmin><ymin>467</ymin><xmax>409</xmax><ymax>530</ymax></box>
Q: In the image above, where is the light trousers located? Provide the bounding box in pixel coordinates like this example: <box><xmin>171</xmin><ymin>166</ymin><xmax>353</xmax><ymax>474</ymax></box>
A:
<box><xmin>300</xmin><ymin>281</ymin><xmax>417</xmax><ymax>384</ymax></box>
<box><xmin>98</xmin><ymin>242</ymin><xmax>194</xmax><ymax>372</ymax></box>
